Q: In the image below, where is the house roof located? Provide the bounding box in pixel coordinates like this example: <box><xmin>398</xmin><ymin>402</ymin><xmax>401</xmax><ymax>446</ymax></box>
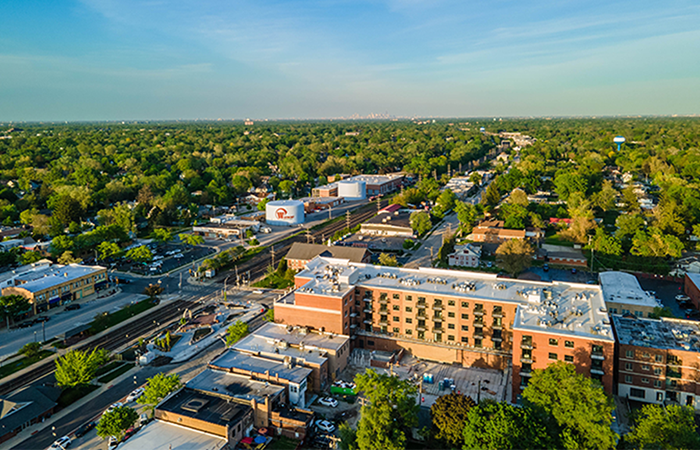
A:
<box><xmin>286</xmin><ymin>243</ymin><xmax>368</xmax><ymax>263</ymax></box>
<box><xmin>0</xmin><ymin>385</ymin><xmax>61</xmax><ymax>435</ymax></box>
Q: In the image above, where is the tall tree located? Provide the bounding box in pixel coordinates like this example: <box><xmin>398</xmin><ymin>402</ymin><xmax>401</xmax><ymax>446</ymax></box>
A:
<box><xmin>495</xmin><ymin>239</ymin><xmax>534</xmax><ymax>277</ymax></box>
<box><xmin>355</xmin><ymin>369</ymin><xmax>418</xmax><ymax>450</ymax></box>
<box><xmin>96</xmin><ymin>406</ymin><xmax>138</xmax><ymax>440</ymax></box>
<box><xmin>0</xmin><ymin>295</ymin><xmax>30</xmax><ymax>326</ymax></box>
<box><xmin>522</xmin><ymin>361</ymin><xmax>617</xmax><ymax>450</ymax></box>
<box><xmin>430</xmin><ymin>392</ymin><xmax>476</xmax><ymax>447</ymax></box>
<box><xmin>151</xmin><ymin>228</ymin><xmax>173</xmax><ymax>243</ymax></box>
<box><xmin>54</xmin><ymin>348</ymin><xmax>109</xmax><ymax>388</ymax></box>
<box><xmin>482</xmin><ymin>182</ymin><xmax>501</xmax><ymax>207</ymax></box>
<box><xmin>126</xmin><ymin>246</ymin><xmax>153</xmax><ymax>262</ymax></box>
<box><xmin>626</xmin><ymin>404</ymin><xmax>700</xmax><ymax>450</ymax></box>
<box><xmin>410</xmin><ymin>211</ymin><xmax>432</xmax><ymax>236</ymax></box>
<box><xmin>226</xmin><ymin>320</ymin><xmax>249</xmax><ymax>346</ymax></box>
<box><xmin>179</xmin><ymin>233</ymin><xmax>204</xmax><ymax>247</ymax></box>
<box><xmin>137</xmin><ymin>373</ymin><xmax>181</xmax><ymax>413</ymax></box>
<box><xmin>462</xmin><ymin>400</ymin><xmax>555</xmax><ymax>450</ymax></box>
<box><xmin>97</xmin><ymin>241</ymin><xmax>121</xmax><ymax>260</ymax></box>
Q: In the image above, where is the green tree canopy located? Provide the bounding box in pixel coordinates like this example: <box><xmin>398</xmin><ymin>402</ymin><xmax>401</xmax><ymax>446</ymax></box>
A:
<box><xmin>137</xmin><ymin>373</ymin><xmax>181</xmax><ymax>411</ymax></box>
<box><xmin>430</xmin><ymin>392</ymin><xmax>476</xmax><ymax>447</ymax></box>
<box><xmin>96</xmin><ymin>405</ymin><xmax>138</xmax><ymax>440</ymax></box>
<box><xmin>226</xmin><ymin>320</ymin><xmax>249</xmax><ymax>346</ymax></box>
<box><xmin>0</xmin><ymin>295</ymin><xmax>30</xmax><ymax>324</ymax></box>
<box><xmin>126</xmin><ymin>245</ymin><xmax>153</xmax><ymax>262</ymax></box>
<box><xmin>97</xmin><ymin>241</ymin><xmax>121</xmax><ymax>260</ymax></box>
<box><xmin>378</xmin><ymin>253</ymin><xmax>399</xmax><ymax>267</ymax></box>
<box><xmin>495</xmin><ymin>239</ymin><xmax>534</xmax><ymax>276</ymax></box>
<box><xmin>626</xmin><ymin>404</ymin><xmax>700</xmax><ymax>450</ymax></box>
<box><xmin>179</xmin><ymin>233</ymin><xmax>204</xmax><ymax>246</ymax></box>
<box><xmin>522</xmin><ymin>361</ymin><xmax>617</xmax><ymax>450</ymax></box>
<box><xmin>354</xmin><ymin>369</ymin><xmax>418</xmax><ymax>450</ymax></box>
<box><xmin>462</xmin><ymin>400</ymin><xmax>556</xmax><ymax>450</ymax></box>
<box><xmin>151</xmin><ymin>228</ymin><xmax>173</xmax><ymax>243</ymax></box>
<box><xmin>54</xmin><ymin>348</ymin><xmax>109</xmax><ymax>388</ymax></box>
<box><xmin>410</xmin><ymin>211</ymin><xmax>432</xmax><ymax>236</ymax></box>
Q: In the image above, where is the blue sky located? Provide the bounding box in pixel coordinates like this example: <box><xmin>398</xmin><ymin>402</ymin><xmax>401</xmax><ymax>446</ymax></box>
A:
<box><xmin>1</xmin><ymin>0</ymin><xmax>699</xmax><ymax>121</ymax></box>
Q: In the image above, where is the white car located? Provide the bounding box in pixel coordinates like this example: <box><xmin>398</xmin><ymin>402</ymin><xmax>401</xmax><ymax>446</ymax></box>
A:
<box><xmin>108</xmin><ymin>436</ymin><xmax>119</xmax><ymax>449</ymax></box>
<box><xmin>676</xmin><ymin>295</ymin><xmax>690</xmax><ymax>302</ymax></box>
<box><xmin>103</xmin><ymin>402</ymin><xmax>123</xmax><ymax>416</ymax></box>
<box><xmin>318</xmin><ymin>397</ymin><xmax>338</xmax><ymax>407</ymax></box>
<box><xmin>126</xmin><ymin>387</ymin><xmax>144</xmax><ymax>403</ymax></box>
<box><xmin>48</xmin><ymin>436</ymin><xmax>71</xmax><ymax>449</ymax></box>
<box><xmin>315</xmin><ymin>420</ymin><xmax>336</xmax><ymax>433</ymax></box>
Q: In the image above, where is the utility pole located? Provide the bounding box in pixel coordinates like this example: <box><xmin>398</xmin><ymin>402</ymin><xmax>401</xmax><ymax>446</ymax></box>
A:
<box><xmin>377</xmin><ymin>197</ymin><xmax>381</xmax><ymax>214</ymax></box>
<box><xmin>346</xmin><ymin>210</ymin><xmax>351</xmax><ymax>231</ymax></box>
<box><xmin>328</xmin><ymin>205</ymin><xmax>332</xmax><ymax>221</ymax></box>
<box><xmin>430</xmin><ymin>246</ymin><xmax>434</xmax><ymax>263</ymax></box>
<box><xmin>270</xmin><ymin>245</ymin><xmax>276</xmax><ymax>269</ymax></box>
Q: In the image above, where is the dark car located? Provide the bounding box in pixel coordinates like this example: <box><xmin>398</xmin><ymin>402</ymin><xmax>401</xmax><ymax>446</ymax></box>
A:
<box><xmin>571</xmin><ymin>268</ymin><xmax>577</xmax><ymax>274</ymax></box>
<box><xmin>543</xmin><ymin>264</ymin><xmax>549</xmax><ymax>272</ymax></box>
<box><xmin>33</xmin><ymin>316</ymin><xmax>50</xmax><ymax>323</ymax></box>
<box><xmin>65</xmin><ymin>303</ymin><xmax>81</xmax><ymax>311</ymax></box>
<box><xmin>74</xmin><ymin>421</ymin><xmax>96</xmax><ymax>438</ymax></box>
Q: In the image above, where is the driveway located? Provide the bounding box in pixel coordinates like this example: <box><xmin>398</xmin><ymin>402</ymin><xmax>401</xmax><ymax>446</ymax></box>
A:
<box><xmin>404</xmin><ymin>213</ymin><xmax>460</xmax><ymax>269</ymax></box>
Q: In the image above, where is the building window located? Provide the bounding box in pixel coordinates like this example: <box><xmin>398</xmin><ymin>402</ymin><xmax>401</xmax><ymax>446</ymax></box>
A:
<box><xmin>405</xmin><ymin>307</ymin><xmax>413</xmax><ymax>312</ymax></box>
<box><xmin>393</xmin><ymin>305</ymin><xmax>400</xmax><ymax>311</ymax></box>
<box><xmin>393</xmin><ymin>327</ymin><xmax>400</xmax><ymax>333</ymax></box>
<box><xmin>494</xmin><ymin>341</ymin><xmax>502</xmax><ymax>350</ymax></box>
<box><xmin>461</xmin><ymin>337</ymin><xmax>468</xmax><ymax>343</ymax></box>
<box><xmin>448</xmin><ymin>312</ymin><xmax>455</xmax><ymax>318</ymax></box>
<box><xmin>392</xmin><ymin>316</ymin><xmax>399</xmax><ymax>322</ymax></box>
<box><xmin>626</xmin><ymin>350</ymin><xmax>634</xmax><ymax>358</ymax></box>
<box><xmin>641</xmin><ymin>378</ymin><xmax>649</xmax><ymax>384</ymax></box>
<box><xmin>461</xmin><ymin>313</ymin><xmax>469</xmax><ymax>320</ymax></box>
<box><xmin>656</xmin><ymin>392</ymin><xmax>664</xmax><ymax>401</ymax></box>
<box><xmin>653</xmin><ymin>380</ymin><xmax>662</xmax><ymax>388</ymax></box>
<box><xmin>406</xmin><ymin>329</ymin><xmax>412</xmax><ymax>335</ymax></box>
<box><xmin>435</xmin><ymin>333</ymin><xmax>442</xmax><ymax>342</ymax></box>
<box><xmin>448</xmin><ymin>323</ymin><xmax>455</xmax><ymax>329</ymax></box>
<box><xmin>625</xmin><ymin>363</ymin><xmax>633</xmax><ymax>371</ymax></box>
<box><xmin>642</xmin><ymin>352</ymin><xmax>650</xmax><ymax>359</ymax></box>
<box><xmin>654</xmin><ymin>368</ymin><xmax>662</xmax><ymax>376</ymax></box>
<box><xmin>367</xmin><ymin>340</ymin><xmax>374</xmax><ymax>346</ymax></box>
<box><xmin>447</xmin><ymin>335</ymin><xmax>455</xmax><ymax>341</ymax></box>
<box><xmin>642</xmin><ymin>365</ymin><xmax>650</xmax><ymax>371</ymax></box>
<box><xmin>380</xmin><ymin>293</ymin><xmax>388</xmax><ymax>301</ymax></box>
<box><xmin>549</xmin><ymin>353</ymin><xmax>558</xmax><ymax>360</ymax></box>
<box><xmin>461</xmin><ymin>325</ymin><xmax>469</xmax><ymax>331</ymax></box>
<box><xmin>625</xmin><ymin>375</ymin><xmax>633</xmax><ymax>383</ymax></box>
<box><xmin>393</xmin><ymin>294</ymin><xmax>400</xmax><ymax>300</ymax></box>
<box><xmin>405</xmin><ymin>318</ymin><xmax>412</xmax><ymax>324</ymax></box>
<box><xmin>474</xmin><ymin>338</ymin><xmax>482</xmax><ymax>348</ymax></box>
<box><xmin>417</xmin><ymin>331</ymin><xmax>425</xmax><ymax>340</ymax></box>
<box><xmin>492</xmin><ymin>317</ymin><xmax>502</xmax><ymax>327</ymax></box>
<box><xmin>655</xmin><ymin>355</ymin><xmax>663</xmax><ymax>363</ymax></box>
<box><xmin>565</xmin><ymin>355</ymin><xmax>574</xmax><ymax>362</ymax></box>
<box><xmin>549</xmin><ymin>338</ymin><xmax>559</xmax><ymax>346</ymax></box>
<box><xmin>630</xmin><ymin>388</ymin><xmax>645</xmax><ymax>399</ymax></box>
<box><xmin>565</xmin><ymin>341</ymin><xmax>574</xmax><ymax>348</ymax></box>
<box><xmin>461</xmin><ymin>302</ymin><xmax>469</xmax><ymax>308</ymax></box>
<box><xmin>406</xmin><ymin>295</ymin><xmax>413</xmax><ymax>301</ymax></box>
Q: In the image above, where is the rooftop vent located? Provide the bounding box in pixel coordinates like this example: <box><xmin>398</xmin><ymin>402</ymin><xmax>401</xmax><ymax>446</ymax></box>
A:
<box><xmin>182</xmin><ymin>398</ymin><xmax>209</xmax><ymax>413</ymax></box>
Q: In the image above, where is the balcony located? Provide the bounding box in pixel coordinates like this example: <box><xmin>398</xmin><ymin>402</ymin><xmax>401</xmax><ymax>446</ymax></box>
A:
<box><xmin>379</xmin><ymin>320</ymin><xmax>389</xmax><ymax>327</ymax></box>
<box><xmin>432</xmin><ymin>326</ymin><xmax>444</xmax><ymax>333</ymax></box>
<box><xmin>378</xmin><ymin>298</ymin><xmax>388</xmax><ymax>305</ymax></box>
<box><xmin>416</xmin><ymin>312</ymin><xmax>427</xmax><ymax>319</ymax></box>
<box><xmin>473</xmin><ymin>310</ymin><xmax>485</xmax><ymax>316</ymax></box>
<box><xmin>363</xmin><ymin>297</ymin><xmax>373</xmax><ymax>303</ymax></box>
<box><xmin>350</xmin><ymin>324</ymin><xmax>357</xmax><ymax>329</ymax></box>
<box><xmin>520</xmin><ymin>371</ymin><xmax>532</xmax><ymax>378</ymax></box>
<box><xmin>492</xmin><ymin>312</ymin><xmax>503</xmax><ymax>318</ymax></box>
<box><xmin>520</xmin><ymin>356</ymin><xmax>533</xmax><ymax>364</ymax></box>
<box><xmin>667</xmin><ymin>368</ymin><xmax>682</xmax><ymax>379</ymax></box>
<box><xmin>416</xmin><ymin>303</ymin><xmax>427</xmax><ymax>309</ymax></box>
<box><xmin>590</xmin><ymin>368</ymin><xmax>605</xmax><ymax>376</ymax></box>
<box><xmin>492</xmin><ymin>336</ymin><xmax>503</xmax><ymax>342</ymax></box>
<box><xmin>416</xmin><ymin>325</ymin><xmax>427</xmax><ymax>332</ymax></box>
<box><xmin>591</xmin><ymin>352</ymin><xmax>605</xmax><ymax>360</ymax></box>
<box><xmin>432</xmin><ymin>316</ymin><xmax>443</xmax><ymax>322</ymax></box>
<box><xmin>350</xmin><ymin>312</ymin><xmax>358</xmax><ymax>318</ymax></box>
<box><xmin>432</xmin><ymin>304</ymin><xmax>443</xmax><ymax>311</ymax></box>
<box><xmin>521</xmin><ymin>342</ymin><xmax>533</xmax><ymax>350</ymax></box>
<box><xmin>363</xmin><ymin>319</ymin><xmax>373</xmax><ymax>325</ymax></box>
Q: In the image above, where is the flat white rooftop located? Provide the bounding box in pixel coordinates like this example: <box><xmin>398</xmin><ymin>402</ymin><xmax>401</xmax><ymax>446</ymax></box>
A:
<box><xmin>289</xmin><ymin>257</ymin><xmax>614</xmax><ymax>341</ymax></box>
<box><xmin>117</xmin><ymin>420</ymin><xmax>226</xmax><ymax>450</ymax></box>
<box><xmin>598</xmin><ymin>271</ymin><xmax>657</xmax><ymax>308</ymax></box>
<box><xmin>9</xmin><ymin>263</ymin><xmax>104</xmax><ymax>293</ymax></box>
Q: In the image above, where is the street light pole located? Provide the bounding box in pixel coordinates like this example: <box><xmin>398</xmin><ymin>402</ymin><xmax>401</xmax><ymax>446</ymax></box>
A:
<box><xmin>223</xmin><ymin>276</ymin><xmax>231</xmax><ymax>303</ymax></box>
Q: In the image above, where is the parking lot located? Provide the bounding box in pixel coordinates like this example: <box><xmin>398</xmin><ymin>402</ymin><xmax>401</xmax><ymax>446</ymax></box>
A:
<box><xmin>113</xmin><ymin>243</ymin><xmax>215</xmax><ymax>275</ymax></box>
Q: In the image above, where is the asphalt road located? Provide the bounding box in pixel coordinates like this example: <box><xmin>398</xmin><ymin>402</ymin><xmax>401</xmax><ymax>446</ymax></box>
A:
<box><xmin>0</xmin><ymin>291</ymin><xmax>147</xmax><ymax>361</ymax></box>
<box><xmin>404</xmin><ymin>212</ymin><xmax>460</xmax><ymax>269</ymax></box>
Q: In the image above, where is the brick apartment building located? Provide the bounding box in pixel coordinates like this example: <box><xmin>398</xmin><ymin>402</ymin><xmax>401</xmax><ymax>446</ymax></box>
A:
<box><xmin>274</xmin><ymin>256</ymin><xmax>615</xmax><ymax>402</ymax></box>
<box><xmin>612</xmin><ymin>315</ymin><xmax>700</xmax><ymax>409</ymax></box>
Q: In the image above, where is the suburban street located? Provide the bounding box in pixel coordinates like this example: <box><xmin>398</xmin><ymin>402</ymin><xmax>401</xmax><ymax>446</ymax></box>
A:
<box><xmin>404</xmin><ymin>212</ymin><xmax>460</xmax><ymax>269</ymax></box>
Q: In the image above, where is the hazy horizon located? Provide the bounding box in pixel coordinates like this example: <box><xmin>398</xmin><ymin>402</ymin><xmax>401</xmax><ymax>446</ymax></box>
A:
<box><xmin>2</xmin><ymin>0</ymin><xmax>699</xmax><ymax>121</ymax></box>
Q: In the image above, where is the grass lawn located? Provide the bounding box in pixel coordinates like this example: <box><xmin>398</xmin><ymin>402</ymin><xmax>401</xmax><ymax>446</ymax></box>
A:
<box><xmin>97</xmin><ymin>363</ymin><xmax>134</xmax><ymax>384</ymax></box>
<box><xmin>543</xmin><ymin>233</ymin><xmax>576</xmax><ymax>247</ymax></box>
<box><xmin>0</xmin><ymin>350</ymin><xmax>53</xmax><ymax>380</ymax></box>
<box><xmin>89</xmin><ymin>299</ymin><xmax>157</xmax><ymax>335</ymax></box>
<box><xmin>94</xmin><ymin>361</ymin><xmax>123</xmax><ymax>378</ymax></box>
<box><xmin>268</xmin><ymin>437</ymin><xmax>300</xmax><ymax>450</ymax></box>
<box><xmin>252</xmin><ymin>272</ymin><xmax>294</xmax><ymax>289</ymax></box>
<box><xmin>57</xmin><ymin>384</ymin><xmax>99</xmax><ymax>408</ymax></box>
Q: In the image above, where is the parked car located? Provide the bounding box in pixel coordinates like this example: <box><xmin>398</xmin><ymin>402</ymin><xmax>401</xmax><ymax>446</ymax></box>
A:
<box><xmin>74</xmin><ymin>421</ymin><xmax>96</xmax><ymax>438</ymax></box>
<box><xmin>126</xmin><ymin>387</ymin><xmax>144</xmax><ymax>403</ymax></box>
<box><xmin>318</xmin><ymin>397</ymin><xmax>338</xmax><ymax>408</ymax></box>
<box><xmin>48</xmin><ymin>436</ymin><xmax>71</xmax><ymax>449</ymax></box>
<box><xmin>571</xmin><ymin>268</ymin><xmax>577</xmax><ymax>274</ymax></box>
<box><xmin>65</xmin><ymin>303</ymin><xmax>81</xmax><ymax>311</ymax></box>
<box><xmin>676</xmin><ymin>294</ymin><xmax>690</xmax><ymax>302</ymax></box>
<box><xmin>33</xmin><ymin>316</ymin><xmax>50</xmax><ymax>323</ymax></box>
<box><xmin>103</xmin><ymin>402</ymin><xmax>123</xmax><ymax>416</ymax></box>
<box><xmin>315</xmin><ymin>419</ymin><xmax>336</xmax><ymax>433</ymax></box>
<box><xmin>543</xmin><ymin>264</ymin><xmax>549</xmax><ymax>272</ymax></box>
<box><xmin>108</xmin><ymin>436</ymin><xmax>119</xmax><ymax>449</ymax></box>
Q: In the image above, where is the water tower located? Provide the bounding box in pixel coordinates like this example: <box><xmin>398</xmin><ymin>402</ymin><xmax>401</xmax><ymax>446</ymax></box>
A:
<box><xmin>613</xmin><ymin>136</ymin><xmax>626</xmax><ymax>151</ymax></box>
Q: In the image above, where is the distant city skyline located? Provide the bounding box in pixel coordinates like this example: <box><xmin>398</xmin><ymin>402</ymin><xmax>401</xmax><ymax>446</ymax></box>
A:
<box><xmin>1</xmin><ymin>0</ymin><xmax>699</xmax><ymax>121</ymax></box>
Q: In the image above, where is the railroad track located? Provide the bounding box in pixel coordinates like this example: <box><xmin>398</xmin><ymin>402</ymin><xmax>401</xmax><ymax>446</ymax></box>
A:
<box><xmin>229</xmin><ymin>200</ymin><xmax>389</xmax><ymax>282</ymax></box>
<box><xmin>0</xmin><ymin>299</ymin><xmax>195</xmax><ymax>397</ymax></box>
